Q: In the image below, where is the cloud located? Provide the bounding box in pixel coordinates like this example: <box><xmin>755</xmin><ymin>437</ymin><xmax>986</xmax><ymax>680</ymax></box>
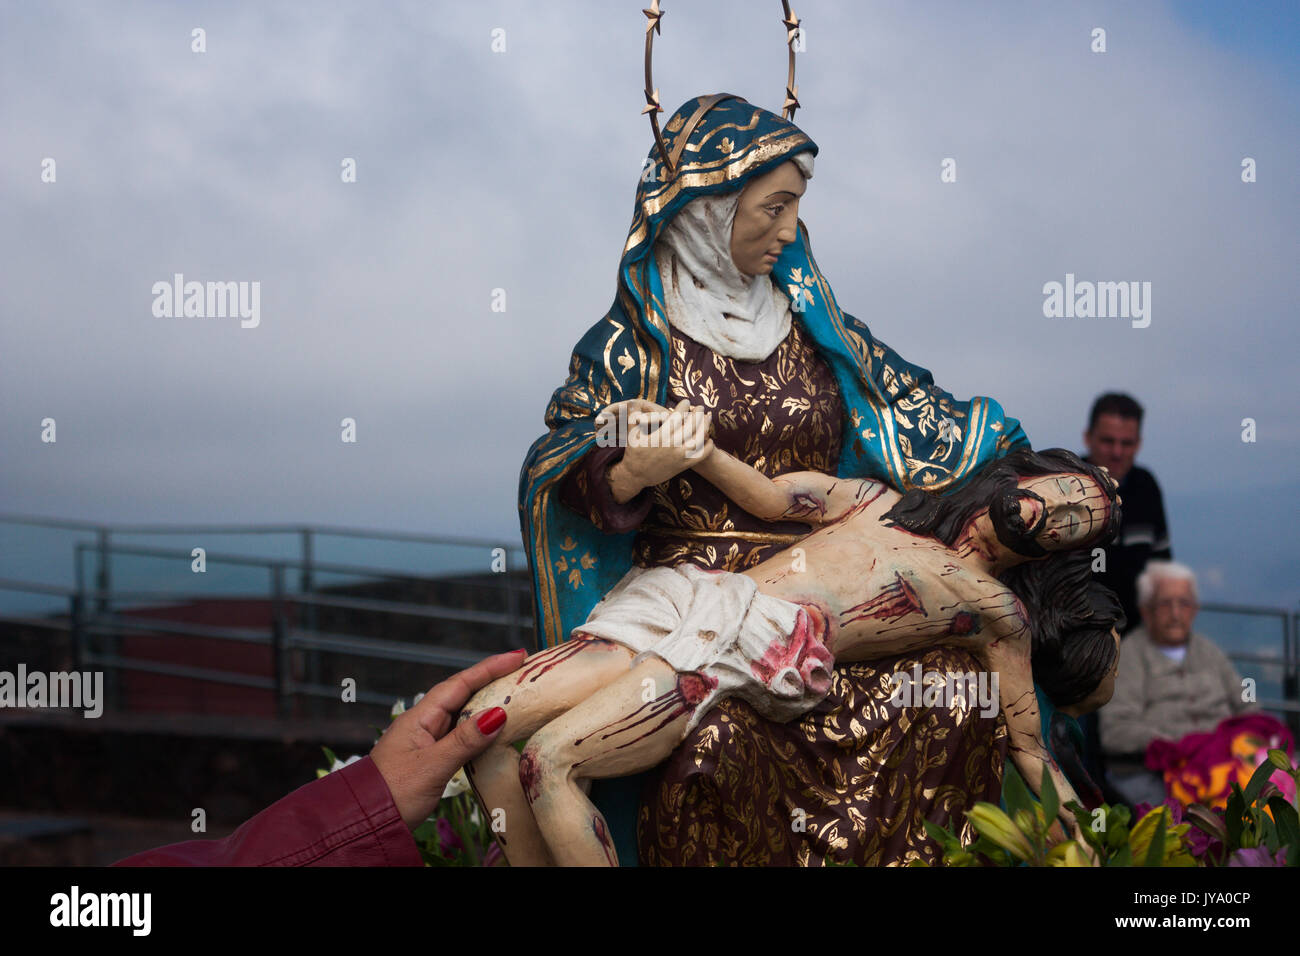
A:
<box><xmin>1</xmin><ymin>1</ymin><xmax>1296</xmax><ymax>608</ymax></box>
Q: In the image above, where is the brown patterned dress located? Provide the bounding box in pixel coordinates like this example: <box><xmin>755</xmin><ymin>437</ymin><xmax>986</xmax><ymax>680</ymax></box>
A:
<box><xmin>561</xmin><ymin>319</ymin><xmax>1006</xmax><ymax>866</ymax></box>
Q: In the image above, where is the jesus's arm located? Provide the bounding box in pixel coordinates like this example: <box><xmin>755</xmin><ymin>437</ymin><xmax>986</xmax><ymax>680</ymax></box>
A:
<box><xmin>692</xmin><ymin>446</ymin><xmax>880</xmax><ymax>526</ymax></box>
<box><xmin>979</xmin><ymin>605</ymin><xmax>1096</xmax><ymax>861</ymax></box>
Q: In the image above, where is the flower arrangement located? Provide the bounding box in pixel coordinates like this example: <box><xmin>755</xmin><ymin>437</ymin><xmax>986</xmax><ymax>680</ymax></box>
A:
<box><xmin>923</xmin><ymin>749</ymin><xmax>1299</xmax><ymax>867</ymax></box>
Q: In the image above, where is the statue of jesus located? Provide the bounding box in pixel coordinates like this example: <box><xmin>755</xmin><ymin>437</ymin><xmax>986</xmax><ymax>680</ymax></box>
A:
<box><xmin>462</xmin><ymin>400</ymin><xmax>1124</xmax><ymax>865</ymax></box>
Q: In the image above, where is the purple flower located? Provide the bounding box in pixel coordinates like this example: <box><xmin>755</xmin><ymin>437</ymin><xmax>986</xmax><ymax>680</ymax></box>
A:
<box><xmin>1227</xmin><ymin>846</ymin><xmax>1287</xmax><ymax>867</ymax></box>
<box><xmin>1185</xmin><ymin>826</ymin><xmax>1221</xmax><ymax>861</ymax></box>
<box><xmin>435</xmin><ymin>818</ymin><xmax>464</xmax><ymax>855</ymax></box>
<box><xmin>1134</xmin><ymin>799</ymin><xmax>1183</xmax><ymax>823</ymax></box>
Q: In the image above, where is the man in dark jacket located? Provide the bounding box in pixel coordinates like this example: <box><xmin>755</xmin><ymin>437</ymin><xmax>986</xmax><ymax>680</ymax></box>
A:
<box><xmin>1082</xmin><ymin>392</ymin><xmax>1172</xmax><ymax>634</ymax></box>
<box><xmin>1078</xmin><ymin>391</ymin><xmax>1173</xmax><ymax>804</ymax></box>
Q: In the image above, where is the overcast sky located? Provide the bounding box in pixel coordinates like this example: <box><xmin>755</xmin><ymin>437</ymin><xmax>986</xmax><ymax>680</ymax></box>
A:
<box><xmin>2</xmin><ymin>1</ymin><xmax>1297</xmax><ymax>611</ymax></box>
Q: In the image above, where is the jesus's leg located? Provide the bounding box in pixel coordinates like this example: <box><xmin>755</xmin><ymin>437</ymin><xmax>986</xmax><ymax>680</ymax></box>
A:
<box><xmin>458</xmin><ymin>634</ymin><xmax>635</xmax><ymax>866</ymax></box>
<box><xmin>522</xmin><ymin>655</ymin><xmax>708</xmax><ymax>866</ymax></box>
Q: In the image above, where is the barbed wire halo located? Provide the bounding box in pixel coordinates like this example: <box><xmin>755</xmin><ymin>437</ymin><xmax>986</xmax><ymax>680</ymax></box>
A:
<box><xmin>642</xmin><ymin>0</ymin><xmax>803</xmax><ymax>181</ymax></box>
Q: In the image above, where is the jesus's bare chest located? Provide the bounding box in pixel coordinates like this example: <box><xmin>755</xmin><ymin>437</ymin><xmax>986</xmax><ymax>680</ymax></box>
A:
<box><xmin>747</xmin><ymin>521</ymin><xmax>1016</xmax><ymax>660</ymax></box>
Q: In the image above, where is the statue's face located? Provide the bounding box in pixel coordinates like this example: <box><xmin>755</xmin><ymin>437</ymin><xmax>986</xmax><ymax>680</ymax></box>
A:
<box><xmin>730</xmin><ymin>160</ymin><xmax>807</xmax><ymax>277</ymax></box>
<box><xmin>1014</xmin><ymin>472</ymin><xmax>1117</xmax><ymax>551</ymax></box>
<box><xmin>1142</xmin><ymin>578</ymin><xmax>1198</xmax><ymax>646</ymax></box>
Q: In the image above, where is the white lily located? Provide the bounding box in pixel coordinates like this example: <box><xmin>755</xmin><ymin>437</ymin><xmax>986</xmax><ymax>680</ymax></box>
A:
<box><xmin>391</xmin><ymin>693</ymin><xmax>423</xmax><ymax>719</ymax></box>
<box><xmin>442</xmin><ymin>768</ymin><xmax>471</xmax><ymax>799</ymax></box>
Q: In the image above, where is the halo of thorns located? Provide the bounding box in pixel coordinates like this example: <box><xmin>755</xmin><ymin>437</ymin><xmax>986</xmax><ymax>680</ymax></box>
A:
<box><xmin>642</xmin><ymin>1</ymin><xmax>803</xmax><ymax>181</ymax></box>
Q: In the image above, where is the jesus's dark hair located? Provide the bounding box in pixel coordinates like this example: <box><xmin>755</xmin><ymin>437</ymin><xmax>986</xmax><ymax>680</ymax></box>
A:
<box><xmin>880</xmin><ymin>448</ymin><xmax>1124</xmax><ymax>808</ymax></box>
<box><xmin>1007</xmin><ymin>549</ymin><xmax>1126</xmax><ymax>809</ymax></box>
<box><xmin>882</xmin><ymin>448</ymin><xmax>1124</xmax><ymax>713</ymax></box>
<box><xmin>881</xmin><ymin>446</ymin><xmax>1120</xmax><ymax>548</ymax></box>
<box><xmin>1007</xmin><ymin>550</ymin><xmax>1125</xmax><ymax>706</ymax></box>
<box><xmin>887</xmin><ymin>447</ymin><xmax>1123</xmax><ymax>689</ymax></box>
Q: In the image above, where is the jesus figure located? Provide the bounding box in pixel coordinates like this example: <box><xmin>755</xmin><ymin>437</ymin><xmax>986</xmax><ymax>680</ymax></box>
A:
<box><xmin>460</xmin><ymin>401</ymin><xmax>1123</xmax><ymax>866</ymax></box>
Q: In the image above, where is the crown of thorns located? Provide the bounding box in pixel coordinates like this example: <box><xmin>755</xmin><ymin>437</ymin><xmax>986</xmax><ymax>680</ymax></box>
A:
<box><xmin>641</xmin><ymin>0</ymin><xmax>802</xmax><ymax>180</ymax></box>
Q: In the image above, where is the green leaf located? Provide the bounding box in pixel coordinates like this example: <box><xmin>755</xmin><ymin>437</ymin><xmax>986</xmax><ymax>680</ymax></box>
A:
<box><xmin>1243</xmin><ymin>758</ymin><xmax>1276</xmax><ymax>807</ymax></box>
<box><xmin>1268</xmin><ymin>795</ymin><xmax>1300</xmax><ymax>850</ymax></box>
<box><xmin>411</xmin><ymin>818</ymin><xmax>439</xmax><ymax>845</ymax></box>
<box><xmin>1143</xmin><ymin>814</ymin><xmax>1167</xmax><ymax>867</ymax></box>
<box><xmin>451</xmin><ymin>812</ymin><xmax>479</xmax><ymax>866</ymax></box>
<box><xmin>1064</xmin><ymin>801</ymin><xmax>1091</xmax><ymax>829</ymax></box>
<box><xmin>923</xmin><ymin>819</ymin><xmax>963</xmax><ymax>851</ymax></box>
<box><xmin>1040</xmin><ymin>765</ymin><xmax>1059</xmax><ymax>830</ymax></box>
<box><xmin>1255</xmin><ymin>807</ymin><xmax>1280</xmax><ymax>851</ymax></box>
<box><xmin>1064</xmin><ymin>801</ymin><xmax>1104</xmax><ymax>852</ymax></box>
<box><xmin>1002</xmin><ymin>761</ymin><xmax>1035</xmax><ymax>821</ymax></box>
<box><xmin>423</xmin><ymin>841</ymin><xmax>451</xmax><ymax>866</ymax></box>
<box><xmin>1106</xmin><ymin>842</ymin><xmax>1132</xmax><ymax>868</ymax></box>
<box><xmin>968</xmin><ymin>837</ymin><xmax>1014</xmax><ymax>867</ymax></box>
<box><xmin>1225</xmin><ymin>783</ymin><xmax>1246</xmax><ymax>849</ymax></box>
<box><xmin>1106</xmin><ymin>819</ymin><xmax>1130</xmax><ymax>851</ymax></box>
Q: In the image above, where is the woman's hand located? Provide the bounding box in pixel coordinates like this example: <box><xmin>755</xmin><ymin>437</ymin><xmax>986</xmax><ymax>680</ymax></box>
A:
<box><xmin>600</xmin><ymin>399</ymin><xmax>713</xmax><ymax>503</ymax></box>
<box><xmin>369</xmin><ymin>649</ymin><xmax>526</xmax><ymax>830</ymax></box>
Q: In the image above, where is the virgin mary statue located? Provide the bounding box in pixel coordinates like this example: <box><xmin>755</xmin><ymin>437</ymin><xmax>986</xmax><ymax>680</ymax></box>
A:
<box><xmin>519</xmin><ymin>94</ymin><xmax>1029</xmax><ymax>865</ymax></box>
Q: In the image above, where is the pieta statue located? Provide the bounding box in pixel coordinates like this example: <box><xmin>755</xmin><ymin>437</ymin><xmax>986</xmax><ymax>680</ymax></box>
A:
<box><xmin>468</xmin><ymin>3</ymin><xmax>1125</xmax><ymax>866</ymax></box>
<box><xmin>465</xmin><ymin>414</ymin><xmax>1124</xmax><ymax>864</ymax></box>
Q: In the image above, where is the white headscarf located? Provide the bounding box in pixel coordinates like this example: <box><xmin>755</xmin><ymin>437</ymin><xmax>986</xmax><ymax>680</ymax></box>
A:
<box><xmin>653</xmin><ymin>152</ymin><xmax>814</xmax><ymax>363</ymax></box>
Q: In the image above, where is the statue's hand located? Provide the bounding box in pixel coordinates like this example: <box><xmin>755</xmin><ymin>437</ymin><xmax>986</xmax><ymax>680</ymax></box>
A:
<box><xmin>603</xmin><ymin>399</ymin><xmax>713</xmax><ymax>503</ymax></box>
<box><xmin>594</xmin><ymin>398</ymin><xmax>668</xmax><ymax>431</ymax></box>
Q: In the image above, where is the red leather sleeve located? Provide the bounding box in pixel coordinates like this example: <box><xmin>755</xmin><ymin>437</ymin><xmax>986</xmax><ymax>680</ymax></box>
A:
<box><xmin>111</xmin><ymin>756</ymin><xmax>424</xmax><ymax>867</ymax></box>
<box><xmin>558</xmin><ymin>446</ymin><xmax>654</xmax><ymax>534</ymax></box>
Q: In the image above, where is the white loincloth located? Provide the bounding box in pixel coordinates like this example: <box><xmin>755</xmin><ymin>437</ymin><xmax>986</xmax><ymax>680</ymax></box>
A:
<box><xmin>574</xmin><ymin>564</ymin><xmax>834</xmax><ymax>731</ymax></box>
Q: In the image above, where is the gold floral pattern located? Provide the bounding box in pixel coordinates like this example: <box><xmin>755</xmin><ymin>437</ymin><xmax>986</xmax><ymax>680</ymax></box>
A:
<box><xmin>785</xmin><ymin>267</ymin><xmax>817</xmax><ymax>312</ymax></box>
<box><xmin>553</xmin><ymin>535</ymin><xmax>596</xmax><ymax>590</ymax></box>
<box><xmin>633</xmin><ymin>319</ymin><xmax>842</xmax><ymax>570</ymax></box>
<box><xmin>640</xmin><ymin>647</ymin><xmax>1009</xmax><ymax>866</ymax></box>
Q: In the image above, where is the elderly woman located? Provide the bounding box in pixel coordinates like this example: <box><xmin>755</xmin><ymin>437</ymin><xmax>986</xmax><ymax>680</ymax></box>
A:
<box><xmin>515</xmin><ymin>94</ymin><xmax>1029</xmax><ymax>865</ymax></box>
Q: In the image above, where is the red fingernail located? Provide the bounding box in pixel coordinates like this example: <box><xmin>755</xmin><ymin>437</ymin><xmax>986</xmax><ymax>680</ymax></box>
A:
<box><xmin>511</xmin><ymin>648</ymin><xmax>528</xmax><ymax>655</ymax></box>
<box><xmin>476</xmin><ymin>707</ymin><xmax>507</xmax><ymax>734</ymax></box>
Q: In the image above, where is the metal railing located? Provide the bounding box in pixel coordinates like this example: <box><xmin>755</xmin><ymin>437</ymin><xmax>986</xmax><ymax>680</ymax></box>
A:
<box><xmin>1199</xmin><ymin>602</ymin><xmax>1297</xmax><ymax>720</ymax></box>
<box><xmin>0</xmin><ymin>515</ymin><xmax>535</xmax><ymax>718</ymax></box>
<box><xmin>1</xmin><ymin>515</ymin><xmax>1297</xmax><ymax>728</ymax></box>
